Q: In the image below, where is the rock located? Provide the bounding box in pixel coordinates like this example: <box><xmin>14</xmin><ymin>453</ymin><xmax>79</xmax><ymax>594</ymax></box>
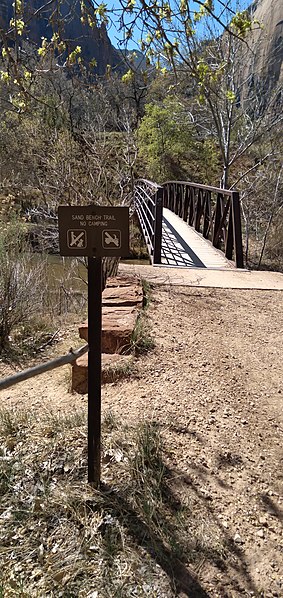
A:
<box><xmin>102</xmin><ymin>285</ymin><xmax>143</xmax><ymax>307</ymax></box>
<box><xmin>247</xmin><ymin>0</ymin><xmax>283</xmax><ymax>91</ymax></box>
<box><xmin>75</xmin><ymin>275</ymin><xmax>142</xmax><ymax>390</ymax></box>
<box><xmin>78</xmin><ymin>276</ymin><xmax>142</xmax><ymax>352</ymax></box>
<box><xmin>256</xmin><ymin>529</ymin><xmax>265</xmax><ymax>538</ymax></box>
<box><xmin>234</xmin><ymin>533</ymin><xmax>244</xmax><ymax>544</ymax></box>
<box><xmin>72</xmin><ymin>353</ymin><xmax>133</xmax><ymax>394</ymax></box>
<box><xmin>259</xmin><ymin>516</ymin><xmax>268</xmax><ymax>527</ymax></box>
<box><xmin>106</xmin><ymin>275</ymin><xmax>139</xmax><ymax>288</ymax></box>
<box><xmin>0</xmin><ymin>1</ymin><xmax>122</xmax><ymax>77</ymax></box>
<box><xmin>79</xmin><ymin>306</ymin><xmax>138</xmax><ymax>353</ymax></box>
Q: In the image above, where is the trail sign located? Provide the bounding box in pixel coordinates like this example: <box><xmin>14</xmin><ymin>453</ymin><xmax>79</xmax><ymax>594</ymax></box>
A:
<box><xmin>58</xmin><ymin>205</ymin><xmax>129</xmax><ymax>257</ymax></box>
<box><xmin>58</xmin><ymin>205</ymin><xmax>129</xmax><ymax>487</ymax></box>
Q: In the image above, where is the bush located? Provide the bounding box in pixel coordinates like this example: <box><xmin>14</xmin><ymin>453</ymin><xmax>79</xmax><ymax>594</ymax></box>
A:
<box><xmin>0</xmin><ymin>223</ymin><xmax>47</xmax><ymax>352</ymax></box>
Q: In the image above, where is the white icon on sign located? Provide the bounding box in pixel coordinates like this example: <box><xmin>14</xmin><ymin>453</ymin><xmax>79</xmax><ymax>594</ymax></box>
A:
<box><xmin>102</xmin><ymin>230</ymin><xmax>121</xmax><ymax>249</ymax></box>
<box><xmin>67</xmin><ymin>229</ymin><xmax>87</xmax><ymax>249</ymax></box>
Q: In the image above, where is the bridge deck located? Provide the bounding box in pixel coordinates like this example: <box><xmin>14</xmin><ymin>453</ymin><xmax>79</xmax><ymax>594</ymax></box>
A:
<box><xmin>161</xmin><ymin>208</ymin><xmax>233</xmax><ymax>269</ymax></box>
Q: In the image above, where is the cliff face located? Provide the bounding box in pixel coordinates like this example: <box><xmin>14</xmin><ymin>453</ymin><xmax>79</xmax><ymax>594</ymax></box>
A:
<box><xmin>0</xmin><ymin>0</ymin><xmax>122</xmax><ymax>76</ymax></box>
<box><xmin>0</xmin><ymin>1</ymin><xmax>9</xmax><ymax>26</ymax></box>
<box><xmin>248</xmin><ymin>0</ymin><xmax>283</xmax><ymax>92</ymax></box>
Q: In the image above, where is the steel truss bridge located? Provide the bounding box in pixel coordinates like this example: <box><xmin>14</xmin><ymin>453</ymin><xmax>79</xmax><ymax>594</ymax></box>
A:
<box><xmin>134</xmin><ymin>179</ymin><xmax>244</xmax><ymax>269</ymax></box>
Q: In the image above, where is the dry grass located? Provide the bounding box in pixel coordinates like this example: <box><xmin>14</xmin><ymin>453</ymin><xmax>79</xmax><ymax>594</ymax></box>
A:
<box><xmin>130</xmin><ymin>315</ymin><xmax>155</xmax><ymax>356</ymax></box>
<box><xmin>130</xmin><ymin>279</ymin><xmax>155</xmax><ymax>357</ymax></box>
<box><xmin>0</xmin><ymin>407</ymin><xmax>226</xmax><ymax>597</ymax></box>
<box><xmin>103</xmin><ymin>358</ymin><xmax>137</xmax><ymax>384</ymax></box>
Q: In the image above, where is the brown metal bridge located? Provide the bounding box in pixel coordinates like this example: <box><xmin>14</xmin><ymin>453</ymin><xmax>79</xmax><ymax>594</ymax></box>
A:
<box><xmin>134</xmin><ymin>179</ymin><xmax>244</xmax><ymax>269</ymax></box>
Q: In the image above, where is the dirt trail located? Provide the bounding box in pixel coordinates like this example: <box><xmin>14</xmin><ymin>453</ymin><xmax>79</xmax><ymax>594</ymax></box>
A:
<box><xmin>0</xmin><ymin>284</ymin><xmax>282</xmax><ymax>596</ymax></box>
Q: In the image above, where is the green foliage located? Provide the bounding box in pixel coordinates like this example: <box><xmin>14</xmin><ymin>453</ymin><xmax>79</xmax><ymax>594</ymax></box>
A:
<box><xmin>201</xmin><ymin>138</ymin><xmax>220</xmax><ymax>184</ymax></box>
<box><xmin>230</xmin><ymin>10</ymin><xmax>253</xmax><ymax>37</ymax></box>
<box><xmin>138</xmin><ymin>97</ymin><xmax>219</xmax><ymax>184</ymax></box>
<box><xmin>138</xmin><ymin>99</ymin><xmax>194</xmax><ymax>182</ymax></box>
<box><xmin>0</xmin><ymin>0</ymin><xmax>281</xmax><ymax>274</ymax></box>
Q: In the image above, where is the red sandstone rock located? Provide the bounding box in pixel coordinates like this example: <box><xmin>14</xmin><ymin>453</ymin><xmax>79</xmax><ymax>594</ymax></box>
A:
<box><xmin>72</xmin><ymin>353</ymin><xmax>133</xmax><ymax>394</ymax></box>
<box><xmin>79</xmin><ymin>306</ymin><xmax>137</xmax><ymax>353</ymax></box>
<box><xmin>106</xmin><ymin>275</ymin><xmax>139</xmax><ymax>288</ymax></box>
<box><xmin>102</xmin><ymin>285</ymin><xmax>143</xmax><ymax>307</ymax></box>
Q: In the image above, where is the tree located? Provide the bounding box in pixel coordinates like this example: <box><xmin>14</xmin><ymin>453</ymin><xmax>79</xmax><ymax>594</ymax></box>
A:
<box><xmin>118</xmin><ymin>0</ymin><xmax>254</xmax><ymax>54</ymax></box>
<box><xmin>0</xmin><ymin>2</ymin><xmax>254</xmax><ymax>79</ymax></box>
<box><xmin>1</xmin><ymin>0</ymin><xmax>281</xmax><ymax>274</ymax></box>
<box><xmin>179</xmin><ymin>31</ymin><xmax>283</xmax><ymax>188</ymax></box>
<box><xmin>115</xmin><ymin>0</ymin><xmax>282</xmax><ymax>190</ymax></box>
<box><xmin>236</xmin><ymin>136</ymin><xmax>283</xmax><ymax>268</ymax></box>
<box><xmin>138</xmin><ymin>95</ymin><xmax>218</xmax><ymax>182</ymax></box>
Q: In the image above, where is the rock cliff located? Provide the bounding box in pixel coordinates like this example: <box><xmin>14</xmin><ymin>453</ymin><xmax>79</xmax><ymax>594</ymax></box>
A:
<box><xmin>248</xmin><ymin>0</ymin><xmax>283</xmax><ymax>92</ymax></box>
<box><xmin>0</xmin><ymin>0</ymin><xmax>122</xmax><ymax>76</ymax></box>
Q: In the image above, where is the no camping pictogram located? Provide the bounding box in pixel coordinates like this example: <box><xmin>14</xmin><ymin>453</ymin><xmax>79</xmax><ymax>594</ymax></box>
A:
<box><xmin>102</xmin><ymin>230</ymin><xmax>121</xmax><ymax>249</ymax></box>
<box><xmin>67</xmin><ymin>229</ymin><xmax>87</xmax><ymax>249</ymax></box>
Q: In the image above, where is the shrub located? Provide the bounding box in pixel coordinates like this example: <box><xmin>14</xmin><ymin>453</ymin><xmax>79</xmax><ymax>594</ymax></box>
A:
<box><xmin>0</xmin><ymin>222</ymin><xmax>47</xmax><ymax>352</ymax></box>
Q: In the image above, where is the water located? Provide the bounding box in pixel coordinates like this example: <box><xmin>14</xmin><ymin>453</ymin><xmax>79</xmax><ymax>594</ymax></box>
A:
<box><xmin>31</xmin><ymin>255</ymin><xmax>150</xmax><ymax>315</ymax></box>
<box><xmin>35</xmin><ymin>255</ymin><xmax>150</xmax><ymax>289</ymax></box>
<box><xmin>121</xmin><ymin>258</ymin><xmax>150</xmax><ymax>265</ymax></box>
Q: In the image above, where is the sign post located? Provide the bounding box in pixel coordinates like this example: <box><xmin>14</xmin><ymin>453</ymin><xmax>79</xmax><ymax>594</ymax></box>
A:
<box><xmin>88</xmin><ymin>256</ymin><xmax>102</xmax><ymax>485</ymax></box>
<box><xmin>58</xmin><ymin>206</ymin><xmax>129</xmax><ymax>486</ymax></box>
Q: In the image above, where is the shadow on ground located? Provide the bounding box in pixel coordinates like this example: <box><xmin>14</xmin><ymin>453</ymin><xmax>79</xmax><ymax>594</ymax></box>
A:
<box><xmin>85</xmin><ymin>420</ymin><xmax>260</xmax><ymax>597</ymax></box>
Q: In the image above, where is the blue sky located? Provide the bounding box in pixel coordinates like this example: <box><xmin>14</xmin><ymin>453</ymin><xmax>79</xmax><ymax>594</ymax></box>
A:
<box><xmin>105</xmin><ymin>0</ymin><xmax>252</xmax><ymax>49</ymax></box>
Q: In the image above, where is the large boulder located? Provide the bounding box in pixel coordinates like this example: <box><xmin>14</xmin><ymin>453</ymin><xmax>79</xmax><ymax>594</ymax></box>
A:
<box><xmin>74</xmin><ymin>274</ymin><xmax>142</xmax><ymax>391</ymax></box>
<box><xmin>106</xmin><ymin>275</ymin><xmax>140</xmax><ymax>288</ymax></box>
<box><xmin>78</xmin><ymin>274</ymin><xmax>143</xmax><ymax>353</ymax></box>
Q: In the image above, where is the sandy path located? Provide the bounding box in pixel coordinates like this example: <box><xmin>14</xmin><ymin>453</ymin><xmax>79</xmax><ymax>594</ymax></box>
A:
<box><xmin>0</xmin><ymin>284</ymin><xmax>282</xmax><ymax>596</ymax></box>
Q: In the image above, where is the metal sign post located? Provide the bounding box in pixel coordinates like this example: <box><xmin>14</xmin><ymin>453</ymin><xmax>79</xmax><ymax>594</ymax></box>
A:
<box><xmin>88</xmin><ymin>256</ymin><xmax>102</xmax><ymax>485</ymax></box>
<box><xmin>58</xmin><ymin>205</ymin><xmax>129</xmax><ymax>486</ymax></box>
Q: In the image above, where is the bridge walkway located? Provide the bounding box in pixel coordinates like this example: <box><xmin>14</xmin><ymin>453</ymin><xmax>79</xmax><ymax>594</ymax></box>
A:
<box><xmin>161</xmin><ymin>208</ymin><xmax>233</xmax><ymax>269</ymax></box>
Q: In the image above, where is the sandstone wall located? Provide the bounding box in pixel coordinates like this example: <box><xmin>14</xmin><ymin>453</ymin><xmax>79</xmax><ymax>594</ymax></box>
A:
<box><xmin>2</xmin><ymin>0</ymin><xmax>122</xmax><ymax>75</ymax></box>
<box><xmin>248</xmin><ymin>0</ymin><xmax>283</xmax><ymax>92</ymax></box>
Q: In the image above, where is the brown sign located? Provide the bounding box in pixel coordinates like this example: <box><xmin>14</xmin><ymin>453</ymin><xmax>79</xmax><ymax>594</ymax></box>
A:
<box><xmin>58</xmin><ymin>206</ymin><xmax>130</xmax><ymax>257</ymax></box>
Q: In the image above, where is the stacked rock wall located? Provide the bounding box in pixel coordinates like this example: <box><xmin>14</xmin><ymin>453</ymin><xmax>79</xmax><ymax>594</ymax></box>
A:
<box><xmin>72</xmin><ymin>274</ymin><xmax>143</xmax><ymax>394</ymax></box>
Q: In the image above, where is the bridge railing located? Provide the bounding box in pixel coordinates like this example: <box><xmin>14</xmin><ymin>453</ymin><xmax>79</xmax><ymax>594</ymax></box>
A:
<box><xmin>134</xmin><ymin>179</ymin><xmax>163</xmax><ymax>264</ymax></box>
<box><xmin>163</xmin><ymin>181</ymin><xmax>244</xmax><ymax>268</ymax></box>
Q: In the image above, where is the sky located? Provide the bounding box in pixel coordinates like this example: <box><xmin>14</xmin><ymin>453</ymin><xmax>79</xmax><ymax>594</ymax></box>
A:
<box><xmin>105</xmin><ymin>0</ymin><xmax>252</xmax><ymax>49</ymax></box>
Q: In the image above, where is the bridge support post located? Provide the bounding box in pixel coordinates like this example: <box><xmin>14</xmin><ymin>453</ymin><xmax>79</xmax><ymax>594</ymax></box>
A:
<box><xmin>153</xmin><ymin>187</ymin><xmax>163</xmax><ymax>264</ymax></box>
<box><xmin>231</xmin><ymin>192</ymin><xmax>244</xmax><ymax>268</ymax></box>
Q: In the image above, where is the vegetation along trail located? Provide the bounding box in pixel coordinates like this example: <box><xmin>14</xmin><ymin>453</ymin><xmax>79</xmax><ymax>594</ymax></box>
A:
<box><xmin>0</xmin><ymin>278</ymin><xmax>282</xmax><ymax>597</ymax></box>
